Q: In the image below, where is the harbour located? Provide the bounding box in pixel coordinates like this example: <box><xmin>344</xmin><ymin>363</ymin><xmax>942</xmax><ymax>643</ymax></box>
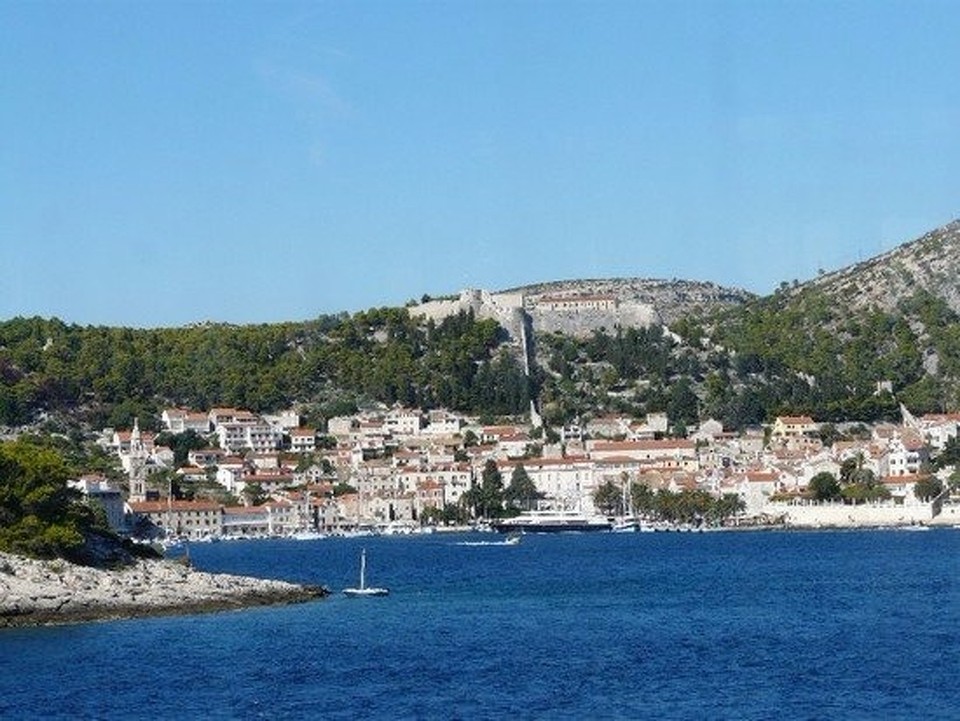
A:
<box><xmin>2</xmin><ymin>529</ymin><xmax>958</xmax><ymax>719</ymax></box>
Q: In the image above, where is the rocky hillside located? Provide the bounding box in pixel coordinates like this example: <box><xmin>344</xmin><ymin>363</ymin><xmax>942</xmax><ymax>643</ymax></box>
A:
<box><xmin>3</xmin><ymin>219</ymin><xmax>959</xmax><ymax>434</ymax></box>
<box><xmin>796</xmin><ymin>220</ymin><xmax>960</xmax><ymax>314</ymax></box>
<box><xmin>685</xmin><ymin>218</ymin><xmax>960</xmax><ymax>421</ymax></box>
<box><xmin>527</xmin><ymin>219</ymin><xmax>960</xmax><ymax>430</ymax></box>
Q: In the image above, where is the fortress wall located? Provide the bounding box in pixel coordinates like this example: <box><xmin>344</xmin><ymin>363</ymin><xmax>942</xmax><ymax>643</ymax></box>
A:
<box><xmin>411</xmin><ymin>288</ymin><xmax>661</xmax><ymax>341</ymax></box>
<box><xmin>529</xmin><ymin>302</ymin><xmax>659</xmax><ymax>338</ymax></box>
<box><xmin>410</xmin><ymin>289</ymin><xmax>525</xmax><ymax>339</ymax></box>
<box><xmin>768</xmin><ymin>502</ymin><xmax>937</xmax><ymax>528</ymax></box>
<box><xmin>412</xmin><ymin>297</ymin><xmax>466</xmax><ymax>323</ymax></box>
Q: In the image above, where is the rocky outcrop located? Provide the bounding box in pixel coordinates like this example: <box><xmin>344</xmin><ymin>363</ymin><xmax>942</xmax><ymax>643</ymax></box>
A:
<box><xmin>0</xmin><ymin>552</ymin><xmax>328</xmax><ymax>628</ymax></box>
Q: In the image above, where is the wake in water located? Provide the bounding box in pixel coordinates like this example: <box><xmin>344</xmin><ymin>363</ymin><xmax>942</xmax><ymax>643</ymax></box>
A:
<box><xmin>455</xmin><ymin>534</ymin><xmax>521</xmax><ymax>547</ymax></box>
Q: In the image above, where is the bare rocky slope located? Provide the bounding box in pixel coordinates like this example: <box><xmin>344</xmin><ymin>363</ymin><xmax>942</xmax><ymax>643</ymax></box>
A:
<box><xmin>795</xmin><ymin>220</ymin><xmax>960</xmax><ymax>313</ymax></box>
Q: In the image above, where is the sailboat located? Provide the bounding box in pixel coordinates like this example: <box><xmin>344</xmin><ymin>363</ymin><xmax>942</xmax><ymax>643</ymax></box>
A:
<box><xmin>611</xmin><ymin>475</ymin><xmax>639</xmax><ymax>532</ymax></box>
<box><xmin>343</xmin><ymin>548</ymin><xmax>389</xmax><ymax>597</ymax></box>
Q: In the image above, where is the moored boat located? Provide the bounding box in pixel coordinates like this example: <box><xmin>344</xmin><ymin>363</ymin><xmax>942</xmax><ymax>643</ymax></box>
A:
<box><xmin>343</xmin><ymin>548</ymin><xmax>389</xmax><ymax>597</ymax></box>
<box><xmin>491</xmin><ymin>510</ymin><xmax>611</xmax><ymax>533</ymax></box>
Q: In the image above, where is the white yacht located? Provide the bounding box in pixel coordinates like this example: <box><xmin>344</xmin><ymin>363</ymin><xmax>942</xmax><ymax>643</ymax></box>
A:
<box><xmin>492</xmin><ymin>510</ymin><xmax>612</xmax><ymax>533</ymax></box>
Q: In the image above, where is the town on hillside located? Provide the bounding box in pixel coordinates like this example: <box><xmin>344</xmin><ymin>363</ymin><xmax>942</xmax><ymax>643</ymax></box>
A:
<box><xmin>67</xmin><ymin>402</ymin><xmax>960</xmax><ymax>542</ymax></box>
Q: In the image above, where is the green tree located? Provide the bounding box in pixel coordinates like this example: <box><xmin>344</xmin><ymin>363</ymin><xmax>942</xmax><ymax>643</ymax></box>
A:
<box><xmin>593</xmin><ymin>480</ymin><xmax>623</xmax><ymax>516</ymax></box>
<box><xmin>0</xmin><ymin>439</ymin><xmax>99</xmax><ymax>560</ymax></box>
<box><xmin>242</xmin><ymin>482</ymin><xmax>267</xmax><ymax>506</ymax></box>
<box><xmin>841</xmin><ymin>468</ymin><xmax>890</xmax><ymax>504</ymax></box>
<box><xmin>913</xmin><ymin>476</ymin><xmax>943</xmax><ymax>502</ymax></box>
<box><xmin>839</xmin><ymin>456</ymin><xmax>861</xmax><ymax>484</ymax></box>
<box><xmin>933</xmin><ymin>435</ymin><xmax>960</xmax><ymax>469</ymax></box>
<box><xmin>504</xmin><ymin>464</ymin><xmax>542</xmax><ymax>512</ymax></box>
<box><xmin>711</xmin><ymin>493</ymin><xmax>746</xmax><ymax>524</ymax></box>
<box><xmin>630</xmin><ymin>483</ymin><xmax>656</xmax><ymax>517</ymax></box>
<box><xmin>667</xmin><ymin>378</ymin><xmax>700</xmax><ymax>429</ymax></box>
<box><xmin>808</xmin><ymin>472</ymin><xmax>842</xmax><ymax>501</ymax></box>
<box><xmin>468</xmin><ymin>460</ymin><xmax>505</xmax><ymax>519</ymax></box>
<box><xmin>155</xmin><ymin>429</ymin><xmax>209</xmax><ymax>468</ymax></box>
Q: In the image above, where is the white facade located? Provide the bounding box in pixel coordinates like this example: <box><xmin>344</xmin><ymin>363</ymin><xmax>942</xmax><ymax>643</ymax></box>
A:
<box><xmin>290</xmin><ymin>428</ymin><xmax>317</xmax><ymax>454</ymax></box>
<box><xmin>385</xmin><ymin>409</ymin><xmax>423</xmax><ymax>436</ymax></box>
<box><xmin>69</xmin><ymin>477</ymin><xmax>126</xmax><ymax>532</ymax></box>
<box><xmin>216</xmin><ymin>421</ymin><xmax>282</xmax><ymax>454</ymax></box>
<box><xmin>502</xmin><ymin>458</ymin><xmax>599</xmax><ymax>513</ymax></box>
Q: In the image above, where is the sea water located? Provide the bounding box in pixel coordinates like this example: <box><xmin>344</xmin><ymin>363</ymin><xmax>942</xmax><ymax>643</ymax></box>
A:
<box><xmin>1</xmin><ymin>529</ymin><xmax>958</xmax><ymax>720</ymax></box>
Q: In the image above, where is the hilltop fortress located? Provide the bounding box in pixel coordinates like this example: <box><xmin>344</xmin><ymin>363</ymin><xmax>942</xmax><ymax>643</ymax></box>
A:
<box><xmin>413</xmin><ymin>289</ymin><xmax>529</xmax><ymax>339</ymax></box>
<box><xmin>410</xmin><ymin>279</ymin><xmax>750</xmax><ymax>339</ymax></box>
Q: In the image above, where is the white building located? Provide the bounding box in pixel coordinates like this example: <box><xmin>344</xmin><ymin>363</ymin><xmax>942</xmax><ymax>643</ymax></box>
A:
<box><xmin>424</xmin><ymin>410</ymin><xmax>464</xmax><ymax>435</ymax></box>
<box><xmin>160</xmin><ymin>408</ymin><xmax>211</xmax><ymax>434</ymax></box>
<box><xmin>216</xmin><ymin>421</ymin><xmax>283</xmax><ymax>454</ymax></box>
<box><xmin>498</xmin><ymin>457</ymin><xmax>599</xmax><ymax>513</ymax></box>
<box><xmin>385</xmin><ymin>408</ymin><xmax>423</xmax><ymax>436</ymax></box>
<box><xmin>289</xmin><ymin>428</ymin><xmax>318</xmax><ymax>454</ymax></box>
<box><xmin>69</xmin><ymin>476</ymin><xmax>126</xmax><ymax>533</ymax></box>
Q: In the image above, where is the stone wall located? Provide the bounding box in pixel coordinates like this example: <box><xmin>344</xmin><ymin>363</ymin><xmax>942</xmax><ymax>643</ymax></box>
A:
<box><xmin>411</xmin><ymin>289</ymin><xmax>526</xmax><ymax>339</ymax></box>
<box><xmin>767</xmin><ymin>501</ymin><xmax>939</xmax><ymax>528</ymax></box>
<box><xmin>527</xmin><ymin>299</ymin><xmax>658</xmax><ymax>338</ymax></box>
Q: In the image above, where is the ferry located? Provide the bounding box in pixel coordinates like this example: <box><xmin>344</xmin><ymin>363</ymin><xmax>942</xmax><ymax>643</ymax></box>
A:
<box><xmin>491</xmin><ymin>510</ymin><xmax>612</xmax><ymax>533</ymax></box>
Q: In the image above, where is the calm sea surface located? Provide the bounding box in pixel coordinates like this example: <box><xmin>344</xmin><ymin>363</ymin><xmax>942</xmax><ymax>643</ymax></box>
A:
<box><xmin>1</xmin><ymin>529</ymin><xmax>958</xmax><ymax>720</ymax></box>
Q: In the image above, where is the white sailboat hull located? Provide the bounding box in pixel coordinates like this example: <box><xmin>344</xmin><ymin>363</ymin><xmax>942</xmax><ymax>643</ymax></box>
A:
<box><xmin>343</xmin><ymin>587</ymin><xmax>389</xmax><ymax>597</ymax></box>
<box><xmin>343</xmin><ymin>548</ymin><xmax>389</xmax><ymax>597</ymax></box>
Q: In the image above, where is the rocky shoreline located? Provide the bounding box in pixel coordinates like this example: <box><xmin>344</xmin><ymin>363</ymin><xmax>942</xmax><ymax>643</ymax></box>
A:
<box><xmin>0</xmin><ymin>552</ymin><xmax>328</xmax><ymax>628</ymax></box>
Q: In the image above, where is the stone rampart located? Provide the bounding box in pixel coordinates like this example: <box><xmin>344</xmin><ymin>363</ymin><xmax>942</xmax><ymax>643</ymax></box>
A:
<box><xmin>767</xmin><ymin>502</ymin><xmax>938</xmax><ymax>528</ymax></box>
<box><xmin>528</xmin><ymin>300</ymin><xmax>658</xmax><ymax>338</ymax></box>
<box><xmin>411</xmin><ymin>289</ymin><xmax>525</xmax><ymax>339</ymax></box>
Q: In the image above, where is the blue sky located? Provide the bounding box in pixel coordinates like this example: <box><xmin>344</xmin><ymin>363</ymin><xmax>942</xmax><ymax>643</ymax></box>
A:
<box><xmin>2</xmin><ymin>0</ymin><xmax>958</xmax><ymax>327</ymax></box>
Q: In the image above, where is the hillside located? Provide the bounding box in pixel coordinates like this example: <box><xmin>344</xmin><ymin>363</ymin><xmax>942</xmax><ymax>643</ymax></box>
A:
<box><xmin>684</xmin><ymin>219</ymin><xmax>960</xmax><ymax>422</ymax></box>
<box><xmin>2</xmin><ymin>220</ymin><xmax>960</xmax><ymax>435</ymax></box>
<box><xmin>798</xmin><ymin>220</ymin><xmax>960</xmax><ymax>314</ymax></box>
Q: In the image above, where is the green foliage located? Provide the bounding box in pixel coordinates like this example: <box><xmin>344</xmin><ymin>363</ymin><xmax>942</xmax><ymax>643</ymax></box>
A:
<box><xmin>698</xmin><ymin>286</ymin><xmax>960</xmax><ymax>424</ymax></box>
<box><xmin>538</xmin><ymin>325</ymin><xmax>696</xmax><ymax>425</ymax></box>
<box><xmin>6</xmin><ymin>277</ymin><xmax>960</xmax><ymax>433</ymax></box>
<box><xmin>503</xmin><ymin>464</ymin><xmax>542</xmax><ymax>512</ymax></box>
<box><xmin>913</xmin><ymin>476</ymin><xmax>943</xmax><ymax>502</ymax></box>
<box><xmin>462</xmin><ymin>460</ymin><xmax>506</xmax><ymax>520</ymax></box>
<box><xmin>839</xmin><ymin>468</ymin><xmax>891</xmax><ymax>504</ymax></box>
<box><xmin>421</xmin><ymin>502</ymin><xmax>469</xmax><ymax>526</ymax></box>
<box><xmin>629</xmin><ymin>483</ymin><xmax>743</xmax><ymax>525</ymax></box>
<box><xmin>0</xmin><ymin>309</ymin><xmax>528</xmax><ymax>426</ymax></box>
<box><xmin>592</xmin><ymin>480</ymin><xmax>624</xmax><ymax>516</ymax></box>
<box><xmin>155</xmin><ymin>430</ymin><xmax>209</xmax><ymax>468</ymax></box>
<box><xmin>241</xmin><ymin>482</ymin><xmax>266</xmax><ymax>506</ymax></box>
<box><xmin>808</xmin><ymin>472</ymin><xmax>842</xmax><ymax>501</ymax></box>
<box><xmin>0</xmin><ymin>439</ymin><xmax>104</xmax><ymax>560</ymax></box>
<box><xmin>933</xmin><ymin>435</ymin><xmax>960</xmax><ymax>470</ymax></box>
